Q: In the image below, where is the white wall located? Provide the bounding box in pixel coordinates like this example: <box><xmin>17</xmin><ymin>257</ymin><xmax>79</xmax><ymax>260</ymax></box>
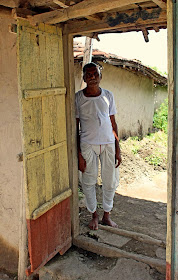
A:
<box><xmin>154</xmin><ymin>85</ymin><xmax>168</xmax><ymax>112</ymax></box>
<box><xmin>75</xmin><ymin>62</ymin><xmax>154</xmax><ymax>139</ymax></box>
<box><xmin>0</xmin><ymin>18</ymin><xmax>22</xmax><ymax>273</ymax></box>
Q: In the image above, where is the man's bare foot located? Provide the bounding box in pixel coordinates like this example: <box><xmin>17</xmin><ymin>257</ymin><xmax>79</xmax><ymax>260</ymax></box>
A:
<box><xmin>89</xmin><ymin>211</ymin><xmax>99</xmax><ymax>230</ymax></box>
<box><xmin>102</xmin><ymin>212</ymin><xmax>118</xmax><ymax>228</ymax></box>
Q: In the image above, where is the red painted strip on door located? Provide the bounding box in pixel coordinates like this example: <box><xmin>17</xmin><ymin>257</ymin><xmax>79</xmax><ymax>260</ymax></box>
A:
<box><xmin>166</xmin><ymin>262</ymin><xmax>171</xmax><ymax>280</ymax></box>
<box><xmin>26</xmin><ymin>197</ymin><xmax>72</xmax><ymax>274</ymax></box>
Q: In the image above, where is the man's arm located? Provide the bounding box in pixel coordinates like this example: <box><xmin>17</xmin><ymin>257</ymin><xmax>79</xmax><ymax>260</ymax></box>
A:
<box><xmin>110</xmin><ymin>115</ymin><xmax>122</xmax><ymax>168</ymax></box>
<box><xmin>76</xmin><ymin>118</ymin><xmax>86</xmax><ymax>173</ymax></box>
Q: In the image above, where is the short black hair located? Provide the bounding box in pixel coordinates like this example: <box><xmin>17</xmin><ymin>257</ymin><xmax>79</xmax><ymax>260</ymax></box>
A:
<box><xmin>83</xmin><ymin>62</ymin><xmax>100</xmax><ymax>75</ymax></box>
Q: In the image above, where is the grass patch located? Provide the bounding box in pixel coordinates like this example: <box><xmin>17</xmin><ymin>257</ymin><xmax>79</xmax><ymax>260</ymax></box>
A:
<box><xmin>145</xmin><ymin>155</ymin><xmax>163</xmax><ymax>166</ymax></box>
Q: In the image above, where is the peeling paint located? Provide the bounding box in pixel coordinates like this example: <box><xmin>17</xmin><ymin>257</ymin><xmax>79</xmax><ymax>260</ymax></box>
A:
<box><xmin>107</xmin><ymin>8</ymin><xmax>162</xmax><ymax>27</ymax></box>
<box><xmin>166</xmin><ymin>262</ymin><xmax>171</xmax><ymax>280</ymax></box>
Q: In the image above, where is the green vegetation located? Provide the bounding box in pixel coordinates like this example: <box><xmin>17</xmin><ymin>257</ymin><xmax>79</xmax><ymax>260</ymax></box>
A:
<box><xmin>127</xmin><ymin>136</ymin><xmax>141</xmax><ymax>155</ymax></box>
<box><xmin>145</xmin><ymin>154</ymin><xmax>163</xmax><ymax>166</ymax></box>
<box><xmin>153</xmin><ymin>98</ymin><xmax>168</xmax><ymax>133</ymax></box>
<box><xmin>120</xmin><ymin>130</ymin><xmax>167</xmax><ymax>168</ymax></box>
<box><xmin>148</xmin><ymin>65</ymin><xmax>167</xmax><ymax>77</ymax></box>
<box><xmin>145</xmin><ymin>131</ymin><xmax>167</xmax><ymax>146</ymax></box>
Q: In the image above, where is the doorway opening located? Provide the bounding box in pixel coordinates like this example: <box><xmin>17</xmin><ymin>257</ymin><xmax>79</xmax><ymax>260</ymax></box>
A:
<box><xmin>72</xmin><ymin>30</ymin><xmax>167</xmax><ymax>278</ymax></box>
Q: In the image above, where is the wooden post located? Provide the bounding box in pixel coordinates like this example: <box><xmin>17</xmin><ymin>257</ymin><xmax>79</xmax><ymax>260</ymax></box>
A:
<box><xmin>18</xmin><ymin>163</ymin><xmax>28</xmax><ymax>280</ymax></box>
<box><xmin>167</xmin><ymin>0</ymin><xmax>178</xmax><ymax>279</ymax></box>
<box><xmin>80</xmin><ymin>37</ymin><xmax>93</xmax><ymax>89</ymax></box>
<box><xmin>172</xmin><ymin>2</ymin><xmax>178</xmax><ymax>279</ymax></box>
<box><xmin>63</xmin><ymin>32</ymin><xmax>79</xmax><ymax>239</ymax></box>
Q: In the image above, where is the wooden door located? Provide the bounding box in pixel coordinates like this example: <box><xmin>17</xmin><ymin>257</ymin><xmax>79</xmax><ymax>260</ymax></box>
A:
<box><xmin>17</xmin><ymin>19</ymin><xmax>72</xmax><ymax>275</ymax></box>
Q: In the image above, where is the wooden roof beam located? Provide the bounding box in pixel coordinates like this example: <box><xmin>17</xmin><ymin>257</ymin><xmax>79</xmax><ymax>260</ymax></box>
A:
<box><xmin>142</xmin><ymin>28</ymin><xmax>149</xmax><ymax>42</ymax></box>
<box><xmin>0</xmin><ymin>0</ymin><xmax>19</xmax><ymax>8</ymax></box>
<box><xmin>67</xmin><ymin>7</ymin><xmax>167</xmax><ymax>35</ymax></box>
<box><xmin>0</xmin><ymin>5</ymin><xmax>12</xmax><ymax>18</ymax></box>
<box><xmin>153</xmin><ymin>26</ymin><xmax>160</xmax><ymax>32</ymax></box>
<box><xmin>85</xmin><ymin>14</ymin><xmax>102</xmax><ymax>22</ymax></box>
<box><xmin>29</xmin><ymin>0</ymin><xmax>150</xmax><ymax>25</ymax></box>
<box><xmin>92</xmin><ymin>32</ymin><xmax>100</xmax><ymax>41</ymax></box>
<box><xmin>53</xmin><ymin>0</ymin><xmax>70</xmax><ymax>8</ymax></box>
<box><xmin>151</xmin><ymin>0</ymin><xmax>167</xmax><ymax>9</ymax></box>
<box><xmin>12</xmin><ymin>8</ymin><xmax>36</xmax><ymax>18</ymax></box>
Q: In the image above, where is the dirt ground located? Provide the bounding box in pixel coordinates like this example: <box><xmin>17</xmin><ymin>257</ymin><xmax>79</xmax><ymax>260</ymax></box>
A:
<box><xmin>117</xmin><ymin>133</ymin><xmax>167</xmax><ymax>203</ymax></box>
<box><xmin>76</xmin><ymin>133</ymin><xmax>167</xmax><ymax>280</ymax></box>
<box><xmin>79</xmin><ymin>132</ymin><xmax>167</xmax><ymax>241</ymax></box>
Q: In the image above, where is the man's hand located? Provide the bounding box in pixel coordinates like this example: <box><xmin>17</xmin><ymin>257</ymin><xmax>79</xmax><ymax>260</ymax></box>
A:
<box><xmin>110</xmin><ymin>114</ymin><xmax>122</xmax><ymax>168</ymax></box>
<box><xmin>78</xmin><ymin>152</ymin><xmax>86</xmax><ymax>173</ymax></box>
<box><xmin>115</xmin><ymin>149</ymin><xmax>122</xmax><ymax>168</ymax></box>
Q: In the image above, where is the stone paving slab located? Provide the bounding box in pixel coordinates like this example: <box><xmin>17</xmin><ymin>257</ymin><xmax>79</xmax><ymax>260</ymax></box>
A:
<box><xmin>93</xmin><ymin>229</ymin><xmax>131</xmax><ymax>248</ymax></box>
<box><xmin>39</xmin><ymin>247</ymin><xmax>165</xmax><ymax>280</ymax></box>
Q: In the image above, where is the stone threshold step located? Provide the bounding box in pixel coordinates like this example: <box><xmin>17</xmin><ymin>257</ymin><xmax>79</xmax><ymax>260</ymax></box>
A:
<box><xmin>73</xmin><ymin>235</ymin><xmax>166</xmax><ymax>274</ymax></box>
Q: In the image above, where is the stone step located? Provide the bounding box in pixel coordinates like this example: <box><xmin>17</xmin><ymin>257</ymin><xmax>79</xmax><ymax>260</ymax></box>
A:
<box><xmin>39</xmin><ymin>243</ymin><xmax>166</xmax><ymax>280</ymax></box>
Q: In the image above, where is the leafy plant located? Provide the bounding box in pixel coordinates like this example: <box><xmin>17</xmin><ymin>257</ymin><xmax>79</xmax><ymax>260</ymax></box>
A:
<box><xmin>153</xmin><ymin>98</ymin><xmax>168</xmax><ymax>133</ymax></box>
<box><xmin>148</xmin><ymin>65</ymin><xmax>167</xmax><ymax>76</ymax></box>
<box><xmin>132</xmin><ymin>147</ymin><xmax>139</xmax><ymax>155</ymax></box>
<box><xmin>130</xmin><ymin>136</ymin><xmax>140</xmax><ymax>141</ymax></box>
<box><xmin>145</xmin><ymin>155</ymin><xmax>162</xmax><ymax>166</ymax></box>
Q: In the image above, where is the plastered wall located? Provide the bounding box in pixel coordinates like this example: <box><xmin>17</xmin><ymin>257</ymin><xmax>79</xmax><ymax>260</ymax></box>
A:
<box><xmin>75</xmin><ymin>62</ymin><xmax>154</xmax><ymax>139</ymax></box>
<box><xmin>0</xmin><ymin>18</ymin><xmax>22</xmax><ymax>273</ymax></box>
<box><xmin>154</xmin><ymin>84</ymin><xmax>168</xmax><ymax>112</ymax></box>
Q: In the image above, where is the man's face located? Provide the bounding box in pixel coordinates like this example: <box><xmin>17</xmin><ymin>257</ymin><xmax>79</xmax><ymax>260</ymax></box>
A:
<box><xmin>83</xmin><ymin>66</ymin><xmax>101</xmax><ymax>87</ymax></box>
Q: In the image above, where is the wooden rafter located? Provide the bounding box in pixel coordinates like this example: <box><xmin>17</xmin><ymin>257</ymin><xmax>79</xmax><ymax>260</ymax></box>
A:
<box><xmin>12</xmin><ymin>8</ymin><xmax>36</xmax><ymax>18</ymax></box>
<box><xmin>30</xmin><ymin>0</ymin><xmax>53</xmax><ymax>7</ymax></box>
<box><xmin>29</xmin><ymin>0</ymin><xmax>150</xmax><ymax>25</ymax></box>
<box><xmin>0</xmin><ymin>0</ymin><xmax>18</xmax><ymax>8</ymax></box>
<box><xmin>64</xmin><ymin>8</ymin><xmax>167</xmax><ymax>35</ymax></box>
<box><xmin>85</xmin><ymin>14</ymin><xmax>102</xmax><ymax>21</ymax></box>
<box><xmin>92</xmin><ymin>32</ymin><xmax>100</xmax><ymax>41</ymax></box>
<box><xmin>151</xmin><ymin>0</ymin><xmax>167</xmax><ymax>8</ymax></box>
<box><xmin>142</xmin><ymin>28</ymin><xmax>149</xmax><ymax>42</ymax></box>
<box><xmin>0</xmin><ymin>5</ymin><xmax>12</xmax><ymax>17</ymax></box>
<box><xmin>53</xmin><ymin>0</ymin><xmax>69</xmax><ymax>8</ymax></box>
<box><xmin>153</xmin><ymin>26</ymin><xmax>160</xmax><ymax>32</ymax></box>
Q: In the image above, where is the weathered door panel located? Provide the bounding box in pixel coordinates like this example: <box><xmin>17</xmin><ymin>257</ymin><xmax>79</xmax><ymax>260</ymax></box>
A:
<box><xmin>26</xmin><ymin>198</ymin><xmax>71</xmax><ymax>274</ymax></box>
<box><xmin>17</xmin><ymin>19</ymin><xmax>72</xmax><ymax>274</ymax></box>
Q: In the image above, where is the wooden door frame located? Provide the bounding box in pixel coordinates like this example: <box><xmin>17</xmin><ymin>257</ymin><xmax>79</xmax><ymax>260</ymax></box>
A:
<box><xmin>63</xmin><ymin>1</ymin><xmax>178</xmax><ymax>278</ymax></box>
<box><xmin>16</xmin><ymin>2</ymin><xmax>176</xmax><ymax>277</ymax></box>
<box><xmin>63</xmin><ymin>33</ymin><xmax>80</xmax><ymax>239</ymax></box>
<box><xmin>167</xmin><ymin>1</ymin><xmax>178</xmax><ymax>279</ymax></box>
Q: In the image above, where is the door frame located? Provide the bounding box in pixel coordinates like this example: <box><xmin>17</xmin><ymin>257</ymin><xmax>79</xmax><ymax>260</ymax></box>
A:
<box><xmin>16</xmin><ymin>1</ymin><xmax>177</xmax><ymax>278</ymax></box>
<box><xmin>63</xmin><ymin>1</ymin><xmax>177</xmax><ymax>278</ymax></box>
<box><xmin>63</xmin><ymin>33</ymin><xmax>80</xmax><ymax>239</ymax></box>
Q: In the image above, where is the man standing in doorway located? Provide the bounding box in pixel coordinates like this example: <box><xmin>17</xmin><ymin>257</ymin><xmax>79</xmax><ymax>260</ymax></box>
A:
<box><xmin>76</xmin><ymin>62</ymin><xmax>121</xmax><ymax>230</ymax></box>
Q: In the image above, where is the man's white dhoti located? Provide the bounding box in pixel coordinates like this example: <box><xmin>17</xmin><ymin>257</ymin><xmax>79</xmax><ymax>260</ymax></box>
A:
<box><xmin>81</xmin><ymin>142</ymin><xmax>119</xmax><ymax>213</ymax></box>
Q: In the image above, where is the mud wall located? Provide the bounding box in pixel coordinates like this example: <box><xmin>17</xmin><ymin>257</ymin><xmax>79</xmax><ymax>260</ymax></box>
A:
<box><xmin>74</xmin><ymin>62</ymin><xmax>154</xmax><ymax>139</ymax></box>
<box><xmin>154</xmin><ymin>85</ymin><xmax>168</xmax><ymax>112</ymax></box>
<box><xmin>0</xmin><ymin>18</ymin><xmax>22</xmax><ymax>273</ymax></box>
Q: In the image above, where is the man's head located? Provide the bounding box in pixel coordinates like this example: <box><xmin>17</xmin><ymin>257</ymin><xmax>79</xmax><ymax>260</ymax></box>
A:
<box><xmin>83</xmin><ymin>63</ymin><xmax>102</xmax><ymax>87</ymax></box>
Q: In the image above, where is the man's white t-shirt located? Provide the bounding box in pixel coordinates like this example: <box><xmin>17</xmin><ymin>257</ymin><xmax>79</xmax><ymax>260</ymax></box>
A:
<box><xmin>75</xmin><ymin>88</ymin><xmax>117</xmax><ymax>145</ymax></box>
